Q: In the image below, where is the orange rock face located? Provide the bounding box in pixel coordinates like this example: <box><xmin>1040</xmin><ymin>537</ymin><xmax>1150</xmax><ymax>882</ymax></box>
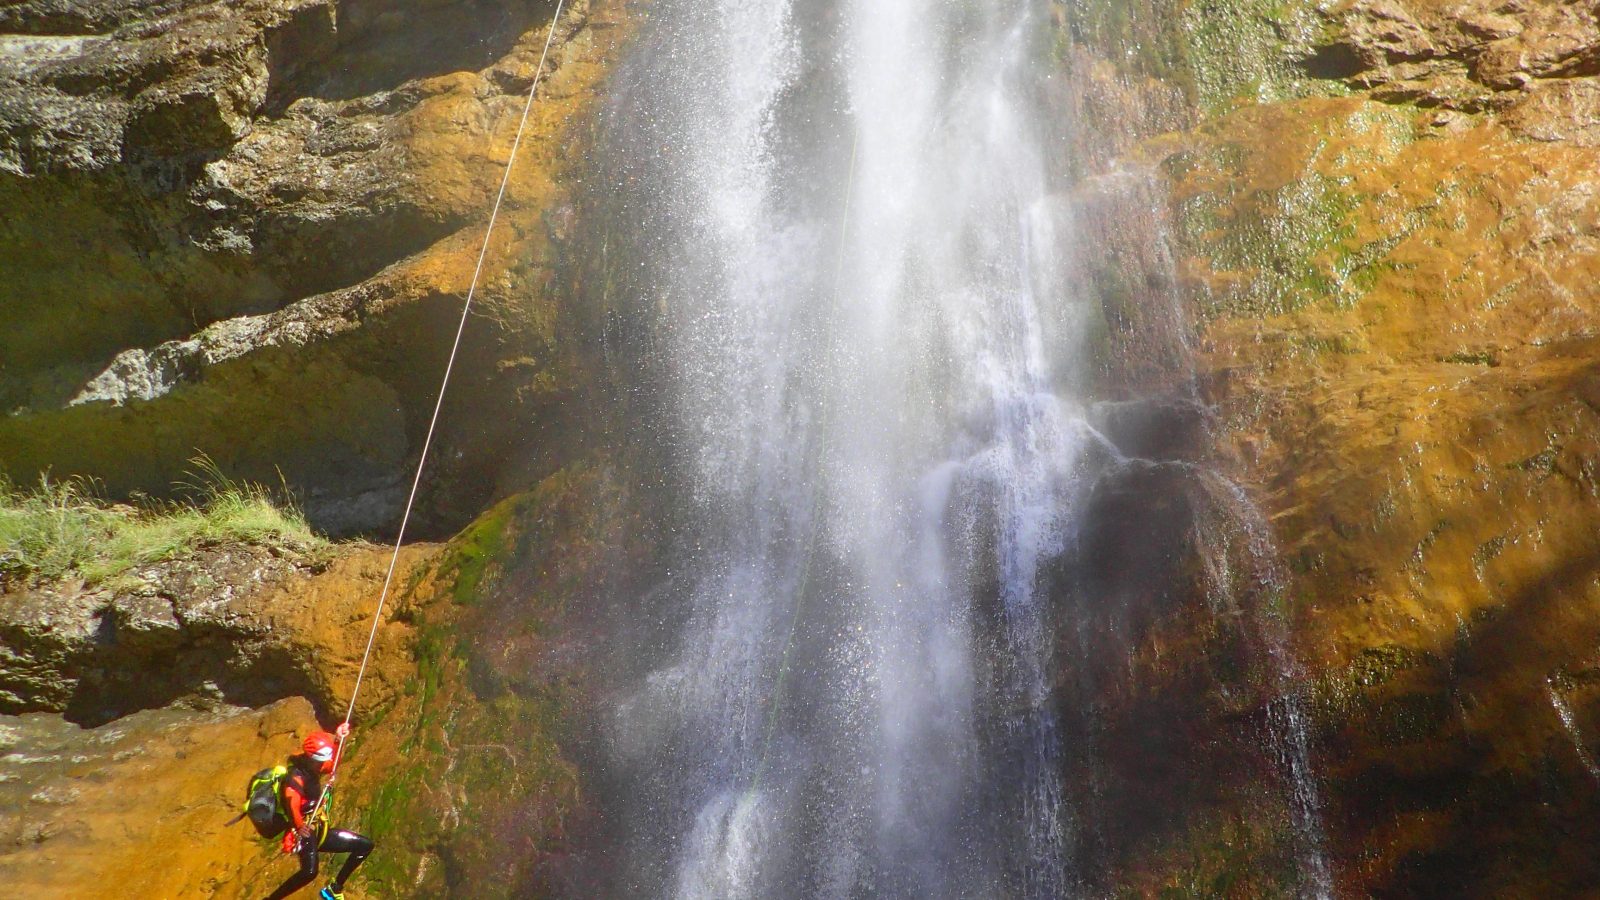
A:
<box><xmin>1</xmin><ymin>699</ymin><xmax>323</xmax><ymax>900</ymax></box>
<box><xmin>0</xmin><ymin>0</ymin><xmax>639</xmax><ymax>537</ymax></box>
<box><xmin>1170</xmin><ymin>93</ymin><xmax>1600</xmax><ymax>897</ymax></box>
<box><xmin>0</xmin><ymin>542</ymin><xmax>438</xmax><ymax>900</ymax></box>
<box><xmin>15</xmin><ymin>0</ymin><xmax>1600</xmax><ymax>894</ymax></box>
<box><xmin>0</xmin><ymin>0</ymin><xmax>635</xmax><ymax>895</ymax></box>
<box><xmin>0</xmin><ymin>457</ymin><xmax>626</xmax><ymax>900</ymax></box>
<box><xmin>1055</xmin><ymin>0</ymin><xmax>1600</xmax><ymax>892</ymax></box>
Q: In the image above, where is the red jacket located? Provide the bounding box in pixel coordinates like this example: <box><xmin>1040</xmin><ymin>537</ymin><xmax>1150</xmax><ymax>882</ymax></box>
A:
<box><xmin>278</xmin><ymin>763</ymin><xmax>324</xmax><ymax>852</ymax></box>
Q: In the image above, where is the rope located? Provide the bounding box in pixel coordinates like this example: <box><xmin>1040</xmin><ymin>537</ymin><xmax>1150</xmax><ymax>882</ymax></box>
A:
<box><xmin>313</xmin><ymin>0</ymin><xmax>570</xmax><ymax>807</ymax></box>
<box><xmin>747</xmin><ymin>125</ymin><xmax>859</xmax><ymax>793</ymax></box>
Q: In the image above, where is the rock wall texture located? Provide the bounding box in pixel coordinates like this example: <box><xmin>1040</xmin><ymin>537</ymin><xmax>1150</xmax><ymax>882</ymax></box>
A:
<box><xmin>0</xmin><ymin>0</ymin><xmax>635</xmax><ymax>536</ymax></box>
<box><xmin>8</xmin><ymin>0</ymin><xmax>1600</xmax><ymax>896</ymax></box>
<box><xmin>0</xmin><ymin>542</ymin><xmax>440</xmax><ymax>900</ymax></box>
<box><xmin>0</xmin><ymin>542</ymin><xmax>435</xmax><ymax>725</ymax></box>
<box><xmin>1054</xmin><ymin>0</ymin><xmax>1600</xmax><ymax>895</ymax></box>
<box><xmin>2</xmin><ymin>698</ymin><xmax>328</xmax><ymax>899</ymax></box>
<box><xmin>0</xmin><ymin>1</ymin><xmax>642</xmax><ymax>897</ymax></box>
<box><xmin>0</xmin><ymin>454</ymin><xmax>641</xmax><ymax>900</ymax></box>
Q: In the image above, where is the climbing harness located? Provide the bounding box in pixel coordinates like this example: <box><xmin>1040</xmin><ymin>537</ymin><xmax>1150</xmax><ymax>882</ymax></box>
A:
<box><xmin>303</xmin><ymin>792</ymin><xmax>333</xmax><ymax>849</ymax></box>
<box><xmin>307</xmin><ymin>0</ymin><xmax>571</xmax><ymax>822</ymax></box>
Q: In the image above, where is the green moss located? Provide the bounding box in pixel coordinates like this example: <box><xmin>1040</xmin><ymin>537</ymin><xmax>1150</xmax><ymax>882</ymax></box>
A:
<box><xmin>1310</xmin><ymin>644</ymin><xmax>1440</xmax><ymax>720</ymax></box>
<box><xmin>1441</xmin><ymin>350</ymin><xmax>1498</xmax><ymax>366</ymax></box>
<box><xmin>1083</xmin><ymin>273</ymin><xmax>1116</xmax><ymax>374</ymax></box>
<box><xmin>1129</xmin><ymin>812</ymin><xmax>1303</xmax><ymax>900</ymax></box>
<box><xmin>436</xmin><ymin>495</ymin><xmax>519</xmax><ymax>606</ymax></box>
<box><xmin>1348</xmin><ymin>645</ymin><xmax>1433</xmax><ymax>688</ymax></box>
<box><xmin>1179</xmin><ymin>173</ymin><xmax>1356</xmax><ymax>316</ymax></box>
<box><xmin>1052</xmin><ymin>0</ymin><xmax>1197</xmax><ymax>99</ymax></box>
<box><xmin>1508</xmin><ymin>448</ymin><xmax>1558</xmax><ymax>476</ymax></box>
<box><xmin>1176</xmin><ymin>107</ymin><xmax>1423</xmax><ymax>319</ymax></box>
<box><xmin>352</xmin><ymin>622</ymin><xmax>584</xmax><ymax>900</ymax></box>
<box><xmin>1301</xmin><ymin>333</ymin><xmax>1363</xmax><ymax>355</ymax></box>
<box><xmin>1094</xmin><ymin>264</ymin><xmax>1140</xmax><ymax>332</ymax></box>
<box><xmin>1180</xmin><ymin>0</ymin><xmax>1335</xmax><ymax>115</ymax></box>
<box><xmin>1050</xmin><ymin>0</ymin><xmax>1340</xmax><ymax>115</ymax></box>
<box><xmin>433</xmin><ymin>463</ymin><xmax>608</xmax><ymax>610</ymax></box>
<box><xmin>348</xmin><ymin>462</ymin><xmax>617</xmax><ymax>899</ymax></box>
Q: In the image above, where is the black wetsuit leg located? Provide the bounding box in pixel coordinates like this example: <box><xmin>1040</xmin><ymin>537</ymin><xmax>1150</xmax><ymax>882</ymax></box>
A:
<box><xmin>264</xmin><ymin>834</ymin><xmax>319</xmax><ymax>900</ymax></box>
<box><xmin>319</xmin><ymin>829</ymin><xmax>374</xmax><ymax>891</ymax></box>
<box><xmin>262</xmin><ymin>829</ymin><xmax>371</xmax><ymax>899</ymax></box>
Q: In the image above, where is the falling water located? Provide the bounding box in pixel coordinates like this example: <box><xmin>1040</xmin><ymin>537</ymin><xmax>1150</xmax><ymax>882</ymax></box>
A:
<box><xmin>1195</xmin><ymin>473</ymin><xmax>1337</xmax><ymax>900</ymax></box>
<box><xmin>1066</xmin><ymin>155</ymin><xmax>1338</xmax><ymax>897</ymax></box>
<box><xmin>599</xmin><ymin>1</ymin><xmax>1338</xmax><ymax>898</ymax></box>
<box><xmin>604</xmin><ymin>1</ymin><xmax>1095</xmax><ymax>898</ymax></box>
<box><xmin>1071</xmin><ymin>153</ymin><xmax>1336</xmax><ymax>900</ymax></box>
<box><xmin>1550</xmin><ymin>686</ymin><xmax>1600</xmax><ymax>782</ymax></box>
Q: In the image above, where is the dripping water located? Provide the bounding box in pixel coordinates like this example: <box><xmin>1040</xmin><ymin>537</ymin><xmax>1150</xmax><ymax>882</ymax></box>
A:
<box><xmin>595</xmin><ymin>1</ymin><xmax>1341</xmax><ymax>898</ymax></box>
<box><xmin>1550</xmin><ymin>685</ymin><xmax>1600</xmax><ymax>782</ymax></box>
<box><xmin>1071</xmin><ymin>155</ymin><xmax>1339</xmax><ymax>899</ymax></box>
<box><xmin>1195</xmin><ymin>473</ymin><xmax>1336</xmax><ymax>900</ymax></box>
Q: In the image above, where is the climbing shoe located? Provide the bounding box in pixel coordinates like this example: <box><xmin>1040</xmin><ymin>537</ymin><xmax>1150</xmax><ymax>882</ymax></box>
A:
<box><xmin>318</xmin><ymin>888</ymin><xmax>344</xmax><ymax>900</ymax></box>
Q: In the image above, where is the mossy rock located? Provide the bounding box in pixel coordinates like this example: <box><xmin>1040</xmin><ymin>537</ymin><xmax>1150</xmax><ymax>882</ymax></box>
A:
<box><xmin>341</xmin><ymin>461</ymin><xmax>625</xmax><ymax>899</ymax></box>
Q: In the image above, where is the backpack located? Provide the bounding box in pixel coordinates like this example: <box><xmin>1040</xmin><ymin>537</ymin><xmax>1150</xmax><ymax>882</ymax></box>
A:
<box><xmin>243</xmin><ymin>765</ymin><xmax>290</xmax><ymax>838</ymax></box>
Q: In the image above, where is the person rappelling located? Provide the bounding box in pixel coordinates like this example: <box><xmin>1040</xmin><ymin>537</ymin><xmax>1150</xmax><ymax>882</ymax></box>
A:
<box><xmin>250</xmin><ymin>723</ymin><xmax>375</xmax><ymax>900</ymax></box>
<box><xmin>224</xmin><ymin>2</ymin><xmax>569</xmax><ymax>895</ymax></box>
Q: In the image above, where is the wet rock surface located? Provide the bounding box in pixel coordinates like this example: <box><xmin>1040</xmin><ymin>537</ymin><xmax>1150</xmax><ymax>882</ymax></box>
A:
<box><xmin>1055</xmin><ymin>0</ymin><xmax>1600</xmax><ymax>893</ymax></box>
<box><xmin>9</xmin><ymin>0</ymin><xmax>1600</xmax><ymax>893</ymax></box>
<box><xmin>0</xmin><ymin>0</ymin><xmax>633</xmax><ymax>895</ymax></box>
<box><xmin>0</xmin><ymin>699</ymin><xmax>322</xmax><ymax>900</ymax></box>
<box><xmin>0</xmin><ymin>542</ymin><xmax>436</xmax><ymax>725</ymax></box>
<box><xmin>0</xmin><ymin>463</ymin><xmax>623</xmax><ymax>900</ymax></box>
<box><xmin>0</xmin><ymin>0</ymin><xmax>633</xmax><ymax>536</ymax></box>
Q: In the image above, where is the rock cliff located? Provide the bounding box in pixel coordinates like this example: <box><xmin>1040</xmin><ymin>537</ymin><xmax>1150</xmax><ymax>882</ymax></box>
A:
<box><xmin>0</xmin><ymin>0</ymin><xmax>631</xmax><ymax>536</ymax></box>
<box><xmin>7</xmin><ymin>0</ymin><xmax>1600</xmax><ymax>896</ymax></box>
<box><xmin>1</xmin><ymin>0</ymin><xmax>637</xmax><ymax>897</ymax></box>
<box><xmin>0</xmin><ymin>454</ymin><xmax>638</xmax><ymax>900</ymax></box>
<box><xmin>1056</xmin><ymin>0</ymin><xmax>1600</xmax><ymax>894</ymax></box>
<box><xmin>0</xmin><ymin>541</ymin><xmax>442</xmax><ymax>899</ymax></box>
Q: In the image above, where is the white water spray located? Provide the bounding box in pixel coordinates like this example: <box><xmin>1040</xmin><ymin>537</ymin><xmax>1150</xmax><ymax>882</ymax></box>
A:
<box><xmin>609</xmin><ymin>1</ymin><xmax>1094</xmax><ymax>898</ymax></box>
<box><xmin>603</xmin><ymin>1</ymin><xmax>1337</xmax><ymax>898</ymax></box>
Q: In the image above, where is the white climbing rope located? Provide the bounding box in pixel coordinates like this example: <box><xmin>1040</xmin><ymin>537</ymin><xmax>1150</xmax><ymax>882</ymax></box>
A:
<box><xmin>318</xmin><ymin>0</ymin><xmax>570</xmax><ymax>797</ymax></box>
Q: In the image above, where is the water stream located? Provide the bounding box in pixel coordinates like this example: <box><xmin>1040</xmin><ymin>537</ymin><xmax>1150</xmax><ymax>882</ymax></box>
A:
<box><xmin>597</xmin><ymin>1</ymin><xmax>1330</xmax><ymax>898</ymax></box>
<box><xmin>1195</xmin><ymin>473</ymin><xmax>1336</xmax><ymax>900</ymax></box>
<box><xmin>1550</xmin><ymin>686</ymin><xmax>1600</xmax><ymax>782</ymax></box>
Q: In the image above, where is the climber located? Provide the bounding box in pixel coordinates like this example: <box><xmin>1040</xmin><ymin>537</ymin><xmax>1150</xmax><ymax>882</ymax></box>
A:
<box><xmin>263</xmin><ymin>724</ymin><xmax>374</xmax><ymax>900</ymax></box>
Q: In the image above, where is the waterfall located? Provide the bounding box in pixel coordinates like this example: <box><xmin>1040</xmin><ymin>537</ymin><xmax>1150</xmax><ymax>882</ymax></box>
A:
<box><xmin>605</xmin><ymin>1</ymin><xmax>1095</xmax><ymax>898</ymax></box>
<box><xmin>1195</xmin><ymin>473</ymin><xmax>1337</xmax><ymax>900</ymax></box>
<box><xmin>598</xmin><ymin>1</ymin><xmax>1333</xmax><ymax>898</ymax></box>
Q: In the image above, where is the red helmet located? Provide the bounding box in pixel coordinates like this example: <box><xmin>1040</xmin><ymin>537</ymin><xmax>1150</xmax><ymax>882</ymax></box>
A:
<box><xmin>302</xmin><ymin>731</ymin><xmax>338</xmax><ymax>764</ymax></box>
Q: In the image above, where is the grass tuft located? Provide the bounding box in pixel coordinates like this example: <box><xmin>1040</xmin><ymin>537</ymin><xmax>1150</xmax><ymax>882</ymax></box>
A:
<box><xmin>0</xmin><ymin>459</ymin><xmax>325</xmax><ymax>586</ymax></box>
